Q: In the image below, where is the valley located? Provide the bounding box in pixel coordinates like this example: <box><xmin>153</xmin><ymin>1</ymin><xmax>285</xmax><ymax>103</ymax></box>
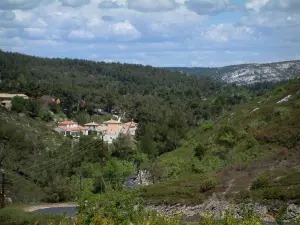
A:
<box><xmin>1</xmin><ymin>50</ymin><xmax>300</xmax><ymax>224</ymax></box>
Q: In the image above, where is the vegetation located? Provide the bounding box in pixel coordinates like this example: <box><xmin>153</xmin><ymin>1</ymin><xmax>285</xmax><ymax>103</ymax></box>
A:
<box><xmin>2</xmin><ymin>50</ymin><xmax>300</xmax><ymax>224</ymax></box>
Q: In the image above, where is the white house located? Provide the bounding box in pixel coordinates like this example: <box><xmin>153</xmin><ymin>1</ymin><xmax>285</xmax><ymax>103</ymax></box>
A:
<box><xmin>55</xmin><ymin>120</ymin><xmax>88</xmax><ymax>137</ymax></box>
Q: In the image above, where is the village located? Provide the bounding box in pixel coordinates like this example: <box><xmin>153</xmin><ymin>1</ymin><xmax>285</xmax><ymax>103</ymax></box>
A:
<box><xmin>55</xmin><ymin>119</ymin><xmax>138</xmax><ymax>143</ymax></box>
<box><xmin>0</xmin><ymin>93</ymin><xmax>138</xmax><ymax>144</ymax></box>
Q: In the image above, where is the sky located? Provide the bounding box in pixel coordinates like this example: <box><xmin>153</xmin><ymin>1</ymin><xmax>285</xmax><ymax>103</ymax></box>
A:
<box><xmin>0</xmin><ymin>0</ymin><xmax>300</xmax><ymax>67</ymax></box>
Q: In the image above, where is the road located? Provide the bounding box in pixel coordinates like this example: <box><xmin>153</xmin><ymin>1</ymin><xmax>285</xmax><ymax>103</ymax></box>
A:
<box><xmin>32</xmin><ymin>206</ymin><xmax>78</xmax><ymax>217</ymax></box>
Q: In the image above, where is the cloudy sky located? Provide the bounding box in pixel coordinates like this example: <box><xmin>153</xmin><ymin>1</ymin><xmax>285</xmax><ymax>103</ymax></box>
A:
<box><xmin>0</xmin><ymin>0</ymin><xmax>300</xmax><ymax>67</ymax></box>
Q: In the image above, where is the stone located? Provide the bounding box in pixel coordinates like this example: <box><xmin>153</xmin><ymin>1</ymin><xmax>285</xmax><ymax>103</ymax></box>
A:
<box><xmin>283</xmin><ymin>204</ymin><xmax>300</xmax><ymax>222</ymax></box>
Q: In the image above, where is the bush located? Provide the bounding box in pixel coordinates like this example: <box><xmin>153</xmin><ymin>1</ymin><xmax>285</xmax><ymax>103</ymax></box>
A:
<box><xmin>217</xmin><ymin>126</ymin><xmax>238</xmax><ymax>147</ymax></box>
<box><xmin>26</xmin><ymin>99</ymin><xmax>40</xmax><ymax>118</ymax></box>
<box><xmin>194</xmin><ymin>144</ymin><xmax>206</xmax><ymax>160</ymax></box>
<box><xmin>0</xmin><ymin>207</ymin><xmax>65</xmax><ymax>225</ymax></box>
<box><xmin>79</xmin><ymin>189</ymin><xmax>143</xmax><ymax>224</ymax></box>
<box><xmin>199</xmin><ymin>177</ymin><xmax>218</xmax><ymax>192</ymax></box>
<box><xmin>39</xmin><ymin>109</ymin><xmax>53</xmax><ymax>122</ymax></box>
<box><xmin>274</xmin><ymin>107</ymin><xmax>290</xmax><ymax>120</ymax></box>
<box><xmin>200</xmin><ymin>120</ymin><xmax>213</xmax><ymax>131</ymax></box>
<box><xmin>251</xmin><ymin>175</ymin><xmax>269</xmax><ymax>190</ymax></box>
<box><xmin>11</xmin><ymin>96</ymin><xmax>26</xmax><ymax>113</ymax></box>
<box><xmin>49</xmin><ymin>102</ymin><xmax>60</xmax><ymax>114</ymax></box>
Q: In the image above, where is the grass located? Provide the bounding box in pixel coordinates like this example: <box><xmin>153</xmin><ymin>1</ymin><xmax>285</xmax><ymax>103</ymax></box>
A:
<box><xmin>139</xmin><ymin>174</ymin><xmax>218</xmax><ymax>205</ymax></box>
<box><xmin>0</xmin><ymin>205</ymin><xmax>67</xmax><ymax>225</ymax></box>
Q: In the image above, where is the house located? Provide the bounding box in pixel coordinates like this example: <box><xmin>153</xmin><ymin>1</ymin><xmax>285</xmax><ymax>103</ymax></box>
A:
<box><xmin>0</xmin><ymin>93</ymin><xmax>29</xmax><ymax>109</ymax></box>
<box><xmin>121</xmin><ymin>120</ymin><xmax>138</xmax><ymax>136</ymax></box>
<box><xmin>55</xmin><ymin>120</ymin><xmax>88</xmax><ymax>137</ymax></box>
<box><xmin>84</xmin><ymin>122</ymin><xmax>100</xmax><ymax>132</ymax></box>
<box><xmin>102</xmin><ymin>119</ymin><xmax>123</xmax><ymax>130</ymax></box>
<box><xmin>97</xmin><ymin>119</ymin><xmax>138</xmax><ymax>144</ymax></box>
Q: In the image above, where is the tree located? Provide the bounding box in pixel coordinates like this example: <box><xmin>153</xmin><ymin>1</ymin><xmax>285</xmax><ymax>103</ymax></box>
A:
<box><xmin>111</xmin><ymin>133</ymin><xmax>135</xmax><ymax>160</ymax></box>
<box><xmin>26</xmin><ymin>99</ymin><xmax>40</xmax><ymax>118</ymax></box>
<box><xmin>194</xmin><ymin>143</ymin><xmax>206</xmax><ymax>160</ymax></box>
<box><xmin>39</xmin><ymin>109</ymin><xmax>53</xmax><ymax>122</ymax></box>
<box><xmin>11</xmin><ymin>96</ymin><xmax>26</xmax><ymax>113</ymax></box>
<box><xmin>139</xmin><ymin>125</ymin><xmax>157</xmax><ymax>158</ymax></box>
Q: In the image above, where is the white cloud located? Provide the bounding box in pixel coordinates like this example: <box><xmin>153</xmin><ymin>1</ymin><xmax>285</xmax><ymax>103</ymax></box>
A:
<box><xmin>59</xmin><ymin>0</ymin><xmax>90</xmax><ymax>7</ymax></box>
<box><xmin>202</xmin><ymin>24</ymin><xmax>255</xmax><ymax>43</ymax></box>
<box><xmin>68</xmin><ymin>29</ymin><xmax>95</xmax><ymax>40</ymax></box>
<box><xmin>23</xmin><ymin>28</ymin><xmax>46</xmax><ymax>38</ymax></box>
<box><xmin>185</xmin><ymin>0</ymin><xmax>235</xmax><ymax>15</ymax></box>
<box><xmin>246</xmin><ymin>0</ymin><xmax>269</xmax><ymax>12</ymax></box>
<box><xmin>0</xmin><ymin>0</ymin><xmax>48</xmax><ymax>10</ymax></box>
<box><xmin>111</xmin><ymin>21</ymin><xmax>141</xmax><ymax>39</ymax></box>
<box><xmin>98</xmin><ymin>0</ymin><xmax>122</xmax><ymax>8</ymax></box>
<box><xmin>127</xmin><ymin>0</ymin><xmax>177</xmax><ymax>12</ymax></box>
<box><xmin>246</xmin><ymin>0</ymin><xmax>300</xmax><ymax>13</ymax></box>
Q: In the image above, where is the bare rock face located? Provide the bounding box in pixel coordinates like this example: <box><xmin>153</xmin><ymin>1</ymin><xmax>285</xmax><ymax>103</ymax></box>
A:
<box><xmin>283</xmin><ymin>204</ymin><xmax>300</xmax><ymax>222</ymax></box>
<box><xmin>135</xmin><ymin>170</ymin><xmax>153</xmax><ymax>186</ymax></box>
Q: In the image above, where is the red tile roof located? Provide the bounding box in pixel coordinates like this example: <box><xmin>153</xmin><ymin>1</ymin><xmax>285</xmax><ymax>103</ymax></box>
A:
<box><xmin>103</xmin><ymin>119</ymin><xmax>122</xmax><ymax>124</ymax></box>
<box><xmin>58</xmin><ymin>126</ymin><xmax>87</xmax><ymax>131</ymax></box>
<box><xmin>58</xmin><ymin>121</ymin><xmax>77</xmax><ymax>125</ymax></box>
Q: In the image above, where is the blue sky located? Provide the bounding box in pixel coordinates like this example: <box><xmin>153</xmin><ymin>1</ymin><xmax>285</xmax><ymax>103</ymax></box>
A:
<box><xmin>0</xmin><ymin>0</ymin><xmax>300</xmax><ymax>67</ymax></box>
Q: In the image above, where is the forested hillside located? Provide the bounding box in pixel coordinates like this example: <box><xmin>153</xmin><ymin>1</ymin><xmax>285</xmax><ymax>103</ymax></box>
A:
<box><xmin>142</xmin><ymin>79</ymin><xmax>300</xmax><ymax>209</ymax></box>
<box><xmin>1</xmin><ymin>51</ymin><xmax>300</xmax><ymax>224</ymax></box>
<box><xmin>0</xmin><ymin>50</ymin><xmax>250</xmax><ymax>156</ymax></box>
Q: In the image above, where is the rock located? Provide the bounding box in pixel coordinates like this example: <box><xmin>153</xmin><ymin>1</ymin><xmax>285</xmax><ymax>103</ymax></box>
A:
<box><xmin>283</xmin><ymin>204</ymin><xmax>300</xmax><ymax>222</ymax></box>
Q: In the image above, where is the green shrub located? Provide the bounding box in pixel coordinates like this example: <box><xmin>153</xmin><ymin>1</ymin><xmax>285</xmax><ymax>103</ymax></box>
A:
<box><xmin>39</xmin><ymin>109</ymin><xmax>53</xmax><ymax>122</ymax></box>
<box><xmin>200</xmin><ymin>120</ymin><xmax>213</xmax><ymax>131</ymax></box>
<box><xmin>217</xmin><ymin>126</ymin><xmax>238</xmax><ymax>147</ymax></box>
<box><xmin>261</xmin><ymin>187</ymin><xmax>285</xmax><ymax>200</ymax></box>
<box><xmin>194</xmin><ymin>144</ymin><xmax>206</xmax><ymax>160</ymax></box>
<box><xmin>251</xmin><ymin>175</ymin><xmax>269</xmax><ymax>190</ymax></box>
<box><xmin>11</xmin><ymin>96</ymin><xmax>26</xmax><ymax>113</ymax></box>
<box><xmin>0</xmin><ymin>207</ymin><xmax>65</xmax><ymax>225</ymax></box>
<box><xmin>199</xmin><ymin>177</ymin><xmax>218</xmax><ymax>192</ymax></box>
<box><xmin>247</xmin><ymin>120</ymin><xmax>267</xmax><ymax>129</ymax></box>
<box><xmin>274</xmin><ymin>107</ymin><xmax>290</xmax><ymax>120</ymax></box>
<box><xmin>49</xmin><ymin>102</ymin><xmax>60</xmax><ymax>114</ymax></box>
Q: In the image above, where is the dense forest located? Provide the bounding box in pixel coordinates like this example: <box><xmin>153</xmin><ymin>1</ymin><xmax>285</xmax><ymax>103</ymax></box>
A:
<box><xmin>0</xmin><ymin>50</ymin><xmax>250</xmax><ymax>156</ymax></box>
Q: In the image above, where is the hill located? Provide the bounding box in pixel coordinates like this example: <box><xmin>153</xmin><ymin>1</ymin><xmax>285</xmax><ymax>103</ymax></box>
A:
<box><xmin>0</xmin><ymin>50</ymin><xmax>252</xmax><ymax>156</ymax></box>
<box><xmin>168</xmin><ymin>60</ymin><xmax>300</xmax><ymax>85</ymax></box>
<box><xmin>140</xmin><ymin>79</ymin><xmax>300</xmax><ymax>210</ymax></box>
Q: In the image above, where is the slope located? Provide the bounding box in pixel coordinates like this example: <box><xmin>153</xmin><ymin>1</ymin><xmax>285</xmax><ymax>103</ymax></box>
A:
<box><xmin>140</xmin><ymin>78</ymin><xmax>300</xmax><ymax>206</ymax></box>
<box><xmin>168</xmin><ymin>60</ymin><xmax>300</xmax><ymax>85</ymax></box>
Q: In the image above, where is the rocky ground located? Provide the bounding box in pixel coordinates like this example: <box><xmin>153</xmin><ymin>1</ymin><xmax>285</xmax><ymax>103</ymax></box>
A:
<box><xmin>146</xmin><ymin>194</ymin><xmax>300</xmax><ymax>223</ymax></box>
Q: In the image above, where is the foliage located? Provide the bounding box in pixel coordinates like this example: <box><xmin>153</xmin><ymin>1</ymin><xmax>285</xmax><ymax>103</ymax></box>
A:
<box><xmin>26</xmin><ymin>99</ymin><xmax>40</xmax><ymax>118</ymax></box>
<box><xmin>102</xmin><ymin>158</ymin><xmax>135</xmax><ymax>189</ymax></box>
<box><xmin>39</xmin><ymin>109</ymin><xmax>53</xmax><ymax>122</ymax></box>
<box><xmin>194</xmin><ymin>143</ymin><xmax>206</xmax><ymax>160</ymax></box>
<box><xmin>11</xmin><ymin>96</ymin><xmax>26</xmax><ymax>113</ymax></box>
<box><xmin>0</xmin><ymin>206</ymin><xmax>66</xmax><ymax>225</ymax></box>
<box><xmin>78</xmin><ymin>189</ymin><xmax>143</xmax><ymax>224</ymax></box>
<box><xmin>251</xmin><ymin>175</ymin><xmax>269</xmax><ymax>190</ymax></box>
<box><xmin>111</xmin><ymin>134</ymin><xmax>135</xmax><ymax>160</ymax></box>
<box><xmin>217</xmin><ymin>126</ymin><xmax>238</xmax><ymax>148</ymax></box>
<box><xmin>199</xmin><ymin>177</ymin><xmax>218</xmax><ymax>192</ymax></box>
